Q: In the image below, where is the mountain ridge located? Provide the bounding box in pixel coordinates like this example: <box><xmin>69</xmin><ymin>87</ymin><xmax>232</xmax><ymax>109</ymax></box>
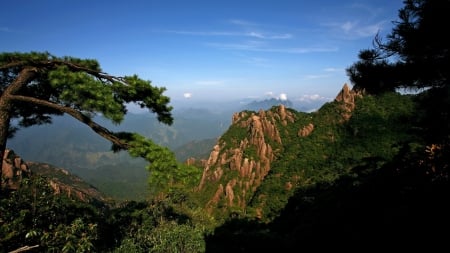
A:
<box><xmin>191</xmin><ymin>83</ymin><xmax>361</xmax><ymax>219</ymax></box>
<box><xmin>2</xmin><ymin>149</ymin><xmax>110</xmax><ymax>204</ymax></box>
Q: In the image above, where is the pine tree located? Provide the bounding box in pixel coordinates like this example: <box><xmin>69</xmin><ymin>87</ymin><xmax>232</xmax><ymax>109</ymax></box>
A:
<box><xmin>1</xmin><ymin>51</ymin><xmax>177</xmax><ymax>188</ymax></box>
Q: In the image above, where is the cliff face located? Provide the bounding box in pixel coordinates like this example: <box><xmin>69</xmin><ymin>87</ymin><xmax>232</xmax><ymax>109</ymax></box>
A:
<box><xmin>334</xmin><ymin>83</ymin><xmax>363</xmax><ymax>120</ymax></box>
<box><xmin>26</xmin><ymin>162</ymin><xmax>109</xmax><ymax>203</ymax></box>
<box><xmin>1</xmin><ymin>149</ymin><xmax>31</xmax><ymax>190</ymax></box>
<box><xmin>2</xmin><ymin>149</ymin><xmax>108</xmax><ymax>203</ymax></box>
<box><xmin>195</xmin><ymin>83</ymin><xmax>361</xmax><ymax>216</ymax></box>
<box><xmin>197</xmin><ymin>104</ymin><xmax>296</xmax><ymax>212</ymax></box>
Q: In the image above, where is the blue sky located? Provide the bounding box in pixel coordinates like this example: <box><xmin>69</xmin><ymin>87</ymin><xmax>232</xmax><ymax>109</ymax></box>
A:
<box><xmin>1</xmin><ymin>0</ymin><xmax>404</xmax><ymax>106</ymax></box>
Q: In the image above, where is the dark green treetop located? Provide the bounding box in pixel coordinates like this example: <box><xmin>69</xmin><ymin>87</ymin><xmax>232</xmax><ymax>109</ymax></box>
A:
<box><xmin>346</xmin><ymin>0</ymin><xmax>450</xmax><ymax>94</ymax></box>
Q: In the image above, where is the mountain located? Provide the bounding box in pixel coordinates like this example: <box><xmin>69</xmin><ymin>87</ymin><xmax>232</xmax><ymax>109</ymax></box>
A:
<box><xmin>1</xmin><ymin>149</ymin><xmax>110</xmax><ymax>204</ymax></box>
<box><xmin>194</xmin><ymin>83</ymin><xmax>450</xmax><ymax>250</ymax></box>
<box><xmin>5</xmin><ymin>104</ymin><xmax>232</xmax><ymax>200</ymax></box>
<box><xmin>239</xmin><ymin>98</ymin><xmax>294</xmax><ymax>111</ymax></box>
<box><xmin>27</xmin><ymin>162</ymin><xmax>111</xmax><ymax>204</ymax></box>
<box><xmin>190</xmin><ymin>83</ymin><xmax>421</xmax><ymax>220</ymax></box>
<box><xmin>7</xmin><ymin>108</ymin><xmax>229</xmax><ymax>168</ymax></box>
<box><xmin>3</xmin><ymin>83</ymin><xmax>448</xmax><ymax>251</ymax></box>
<box><xmin>7</xmin><ymin>95</ymin><xmax>326</xmax><ymax>170</ymax></box>
<box><xmin>2</xmin><ymin>89</ymin><xmax>348</xmax><ymax>201</ymax></box>
<box><xmin>173</xmin><ymin>138</ymin><xmax>218</xmax><ymax>162</ymax></box>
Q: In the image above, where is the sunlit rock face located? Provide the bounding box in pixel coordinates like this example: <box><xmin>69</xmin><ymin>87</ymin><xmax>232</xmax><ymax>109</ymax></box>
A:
<box><xmin>197</xmin><ymin>83</ymin><xmax>361</xmax><ymax>216</ymax></box>
<box><xmin>2</xmin><ymin>149</ymin><xmax>108</xmax><ymax>203</ymax></box>
<box><xmin>298</xmin><ymin>123</ymin><xmax>314</xmax><ymax>137</ymax></box>
<box><xmin>199</xmin><ymin>105</ymin><xmax>295</xmax><ymax>212</ymax></box>
<box><xmin>1</xmin><ymin>149</ymin><xmax>31</xmax><ymax>190</ymax></box>
<box><xmin>334</xmin><ymin>83</ymin><xmax>363</xmax><ymax>120</ymax></box>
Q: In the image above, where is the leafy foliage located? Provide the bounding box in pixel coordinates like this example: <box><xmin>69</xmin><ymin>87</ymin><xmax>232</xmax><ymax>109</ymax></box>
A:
<box><xmin>0</xmin><ymin>176</ymin><xmax>103</xmax><ymax>252</ymax></box>
<box><xmin>1</xmin><ymin>51</ymin><xmax>176</xmax><ymax>188</ymax></box>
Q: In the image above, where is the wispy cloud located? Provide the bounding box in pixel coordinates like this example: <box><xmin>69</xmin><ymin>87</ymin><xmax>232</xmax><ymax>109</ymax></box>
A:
<box><xmin>296</xmin><ymin>94</ymin><xmax>332</xmax><ymax>102</ymax></box>
<box><xmin>166</xmin><ymin>18</ymin><xmax>293</xmax><ymax>40</ymax></box>
<box><xmin>303</xmin><ymin>67</ymin><xmax>345</xmax><ymax>80</ymax></box>
<box><xmin>324</xmin><ymin>67</ymin><xmax>344</xmax><ymax>72</ymax></box>
<box><xmin>230</xmin><ymin>19</ymin><xmax>293</xmax><ymax>40</ymax></box>
<box><xmin>206</xmin><ymin>41</ymin><xmax>337</xmax><ymax>54</ymax></box>
<box><xmin>167</xmin><ymin>29</ymin><xmax>292</xmax><ymax>40</ymax></box>
<box><xmin>246</xmin><ymin>31</ymin><xmax>292</xmax><ymax>39</ymax></box>
<box><xmin>304</xmin><ymin>74</ymin><xmax>330</xmax><ymax>80</ymax></box>
<box><xmin>317</xmin><ymin>2</ymin><xmax>393</xmax><ymax>40</ymax></box>
<box><xmin>324</xmin><ymin>20</ymin><xmax>385</xmax><ymax>39</ymax></box>
<box><xmin>166</xmin><ymin>19</ymin><xmax>339</xmax><ymax>54</ymax></box>
<box><xmin>167</xmin><ymin>30</ymin><xmax>240</xmax><ymax>36</ymax></box>
<box><xmin>236</xmin><ymin>54</ymin><xmax>271</xmax><ymax>67</ymax></box>
<box><xmin>349</xmin><ymin>3</ymin><xmax>384</xmax><ymax>21</ymax></box>
<box><xmin>229</xmin><ymin>19</ymin><xmax>256</xmax><ymax>26</ymax></box>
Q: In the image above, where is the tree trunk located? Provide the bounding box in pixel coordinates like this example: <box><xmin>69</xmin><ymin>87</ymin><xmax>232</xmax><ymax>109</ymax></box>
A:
<box><xmin>0</xmin><ymin>96</ymin><xmax>12</xmax><ymax>190</ymax></box>
<box><xmin>0</xmin><ymin>67</ymin><xmax>37</xmax><ymax>190</ymax></box>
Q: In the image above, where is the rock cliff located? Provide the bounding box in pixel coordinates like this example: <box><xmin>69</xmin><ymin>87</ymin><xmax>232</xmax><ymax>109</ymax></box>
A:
<box><xmin>2</xmin><ymin>149</ymin><xmax>108</xmax><ymax>203</ymax></box>
<box><xmin>195</xmin><ymin>83</ymin><xmax>362</xmax><ymax>216</ymax></box>
<box><xmin>198</xmin><ymin>104</ymin><xmax>296</xmax><ymax>212</ymax></box>
<box><xmin>1</xmin><ymin>149</ymin><xmax>31</xmax><ymax>190</ymax></box>
<box><xmin>334</xmin><ymin>83</ymin><xmax>363</xmax><ymax>120</ymax></box>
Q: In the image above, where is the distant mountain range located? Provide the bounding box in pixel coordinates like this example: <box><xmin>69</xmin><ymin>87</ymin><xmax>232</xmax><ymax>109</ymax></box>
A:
<box><xmin>6</xmin><ymin>96</ymin><xmax>329</xmax><ymax>200</ymax></box>
<box><xmin>239</xmin><ymin>98</ymin><xmax>294</xmax><ymax>111</ymax></box>
<box><xmin>27</xmin><ymin>161</ymin><xmax>111</xmax><ymax>204</ymax></box>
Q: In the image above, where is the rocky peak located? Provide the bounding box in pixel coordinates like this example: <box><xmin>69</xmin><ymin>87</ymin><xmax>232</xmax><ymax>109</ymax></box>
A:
<box><xmin>2</xmin><ymin>149</ymin><xmax>108</xmax><ymax>203</ymax></box>
<box><xmin>196</xmin><ymin>84</ymin><xmax>361</xmax><ymax>217</ymax></box>
<box><xmin>334</xmin><ymin>83</ymin><xmax>363</xmax><ymax>120</ymax></box>
<box><xmin>1</xmin><ymin>149</ymin><xmax>31</xmax><ymax>190</ymax></box>
<box><xmin>198</xmin><ymin>105</ymin><xmax>296</xmax><ymax>213</ymax></box>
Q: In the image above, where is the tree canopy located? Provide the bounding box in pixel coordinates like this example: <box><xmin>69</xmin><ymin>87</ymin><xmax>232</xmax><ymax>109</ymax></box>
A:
<box><xmin>346</xmin><ymin>0</ymin><xmax>450</xmax><ymax>94</ymax></box>
<box><xmin>0</xmin><ymin>51</ymin><xmax>178</xmax><ymax>187</ymax></box>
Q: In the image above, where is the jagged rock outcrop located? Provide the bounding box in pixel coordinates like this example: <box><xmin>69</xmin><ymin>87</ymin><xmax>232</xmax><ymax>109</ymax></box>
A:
<box><xmin>298</xmin><ymin>123</ymin><xmax>314</xmax><ymax>137</ymax></box>
<box><xmin>200</xmin><ymin>105</ymin><xmax>295</xmax><ymax>212</ymax></box>
<box><xmin>197</xmin><ymin>83</ymin><xmax>363</xmax><ymax>216</ymax></box>
<box><xmin>26</xmin><ymin>162</ymin><xmax>109</xmax><ymax>203</ymax></box>
<box><xmin>334</xmin><ymin>83</ymin><xmax>363</xmax><ymax>120</ymax></box>
<box><xmin>1</xmin><ymin>149</ymin><xmax>31</xmax><ymax>190</ymax></box>
<box><xmin>185</xmin><ymin>157</ymin><xmax>207</xmax><ymax>167</ymax></box>
<box><xmin>2</xmin><ymin>149</ymin><xmax>108</xmax><ymax>203</ymax></box>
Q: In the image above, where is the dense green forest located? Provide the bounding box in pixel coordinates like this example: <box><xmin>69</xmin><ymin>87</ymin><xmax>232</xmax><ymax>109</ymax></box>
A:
<box><xmin>1</xmin><ymin>0</ymin><xmax>449</xmax><ymax>252</ymax></box>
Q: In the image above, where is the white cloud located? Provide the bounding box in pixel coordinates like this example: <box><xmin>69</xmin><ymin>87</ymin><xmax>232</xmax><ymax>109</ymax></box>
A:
<box><xmin>304</xmin><ymin>74</ymin><xmax>329</xmax><ymax>80</ymax></box>
<box><xmin>297</xmin><ymin>94</ymin><xmax>331</xmax><ymax>102</ymax></box>
<box><xmin>279</xmin><ymin>93</ymin><xmax>288</xmax><ymax>101</ymax></box>
<box><xmin>324</xmin><ymin>67</ymin><xmax>340</xmax><ymax>72</ymax></box>
<box><xmin>183</xmin><ymin>92</ymin><xmax>192</xmax><ymax>98</ymax></box>
<box><xmin>263</xmin><ymin>92</ymin><xmax>288</xmax><ymax>100</ymax></box>
<box><xmin>248</xmin><ymin>31</ymin><xmax>264</xmax><ymax>38</ymax></box>
<box><xmin>340</xmin><ymin>21</ymin><xmax>356</xmax><ymax>33</ymax></box>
